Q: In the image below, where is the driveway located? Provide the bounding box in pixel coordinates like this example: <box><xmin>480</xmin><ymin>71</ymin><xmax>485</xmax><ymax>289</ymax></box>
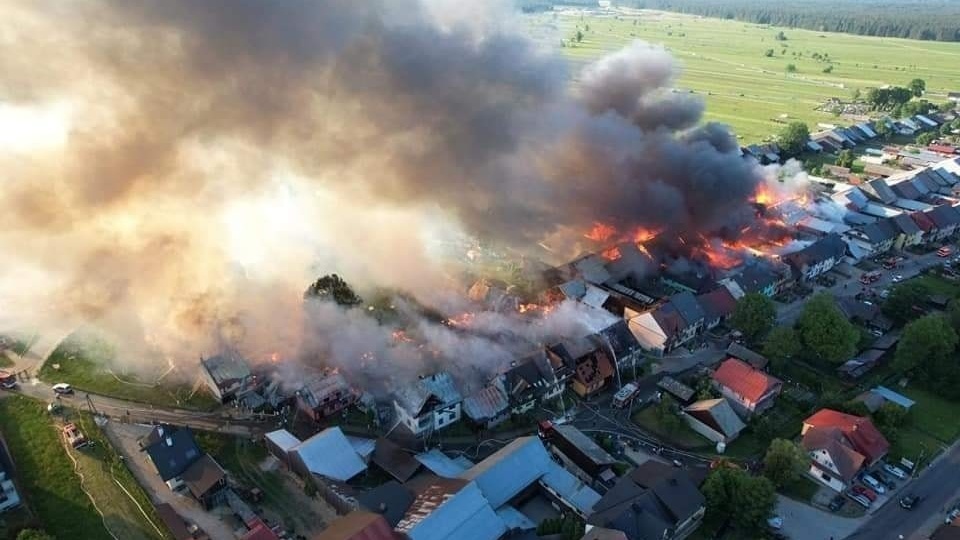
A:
<box><xmin>777</xmin><ymin>495</ymin><xmax>865</xmax><ymax>540</ymax></box>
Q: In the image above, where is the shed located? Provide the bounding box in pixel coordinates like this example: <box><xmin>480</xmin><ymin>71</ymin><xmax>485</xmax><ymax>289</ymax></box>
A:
<box><xmin>265</xmin><ymin>429</ymin><xmax>301</xmax><ymax>463</ymax></box>
<box><xmin>870</xmin><ymin>386</ymin><xmax>916</xmax><ymax>410</ymax></box>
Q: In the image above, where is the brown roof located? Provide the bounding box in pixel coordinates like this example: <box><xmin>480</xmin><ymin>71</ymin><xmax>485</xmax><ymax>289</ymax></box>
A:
<box><xmin>312</xmin><ymin>511</ymin><xmax>398</xmax><ymax>540</ymax></box>
<box><xmin>154</xmin><ymin>503</ymin><xmax>196</xmax><ymax>540</ymax></box>
<box><xmin>371</xmin><ymin>438</ymin><xmax>420</xmax><ymax>483</ymax></box>
<box><xmin>801</xmin><ymin>426</ymin><xmax>866</xmax><ymax>483</ymax></box>
<box><xmin>712</xmin><ymin>359</ymin><xmax>781</xmax><ymax>403</ymax></box>
<box><xmin>804</xmin><ymin>409</ymin><xmax>890</xmax><ymax>463</ymax></box>
<box><xmin>180</xmin><ymin>454</ymin><xmax>226</xmax><ymax>499</ymax></box>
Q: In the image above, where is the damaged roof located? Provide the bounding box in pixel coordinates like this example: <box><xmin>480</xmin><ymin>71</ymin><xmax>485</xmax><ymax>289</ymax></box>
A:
<box><xmin>200</xmin><ymin>352</ymin><xmax>251</xmax><ymax>388</ymax></box>
<box><xmin>395</xmin><ymin>372</ymin><xmax>462</xmax><ymax>416</ymax></box>
<box><xmin>462</xmin><ymin>385</ymin><xmax>510</xmax><ymax>424</ymax></box>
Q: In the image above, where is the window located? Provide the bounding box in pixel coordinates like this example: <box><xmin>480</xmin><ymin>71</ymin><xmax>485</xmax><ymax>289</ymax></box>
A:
<box><xmin>821</xmin><ymin>472</ymin><xmax>831</xmax><ymax>482</ymax></box>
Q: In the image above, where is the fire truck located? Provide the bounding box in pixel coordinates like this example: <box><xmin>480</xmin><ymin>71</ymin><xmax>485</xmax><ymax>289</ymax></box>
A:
<box><xmin>612</xmin><ymin>382</ymin><xmax>641</xmax><ymax>408</ymax></box>
<box><xmin>859</xmin><ymin>270</ymin><xmax>882</xmax><ymax>285</ymax></box>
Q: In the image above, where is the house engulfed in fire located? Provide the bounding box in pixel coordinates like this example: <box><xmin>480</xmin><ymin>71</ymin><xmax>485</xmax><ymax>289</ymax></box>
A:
<box><xmin>463</xmin><ymin>351</ymin><xmax>563</xmax><ymax>429</ymax></box>
<box><xmin>393</xmin><ymin>372</ymin><xmax>463</xmax><ymax>436</ymax></box>
<box><xmin>296</xmin><ymin>370</ymin><xmax>359</xmax><ymax>424</ymax></box>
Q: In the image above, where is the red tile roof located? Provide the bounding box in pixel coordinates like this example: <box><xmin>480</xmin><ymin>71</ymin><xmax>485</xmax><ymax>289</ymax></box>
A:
<box><xmin>242</xmin><ymin>521</ymin><xmax>280</xmax><ymax>540</ymax></box>
<box><xmin>712</xmin><ymin>359</ymin><xmax>782</xmax><ymax>403</ymax></box>
<box><xmin>912</xmin><ymin>211</ymin><xmax>936</xmax><ymax>232</ymax></box>
<box><xmin>801</xmin><ymin>426</ymin><xmax>866</xmax><ymax>483</ymax></box>
<box><xmin>803</xmin><ymin>409</ymin><xmax>890</xmax><ymax>463</ymax></box>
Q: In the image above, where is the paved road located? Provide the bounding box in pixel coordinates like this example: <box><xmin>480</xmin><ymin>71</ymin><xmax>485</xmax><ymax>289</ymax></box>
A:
<box><xmin>2</xmin><ymin>379</ymin><xmax>275</xmax><ymax>436</ymax></box>
<box><xmin>846</xmin><ymin>442</ymin><xmax>960</xmax><ymax>540</ymax></box>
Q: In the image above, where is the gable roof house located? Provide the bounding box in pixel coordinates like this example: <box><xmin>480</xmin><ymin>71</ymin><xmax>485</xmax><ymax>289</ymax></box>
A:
<box><xmin>541</xmin><ymin>423</ymin><xmax>618</xmax><ymax>486</ymax></box>
<box><xmin>696</xmin><ymin>287</ymin><xmax>737</xmax><ymax>330</ymax></box>
<box><xmin>548</xmin><ymin>336</ymin><xmax>615</xmax><ymax>398</ymax></box>
<box><xmin>725</xmin><ymin>342</ymin><xmax>769</xmax><ymax>370</ymax></box>
<box><xmin>395</xmin><ymin>476</ymin><xmax>506</xmax><ymax>540</ymax></box>
<box><xmin>598</xmin><ymin>320</ymin><xmax>646</xmax><ymax>376</ymax></box>
<box><xmin>843</xmin><ymin>218</ymin><xmax>899</xmax><ymax>259</ymax></box>
<box><xmin>782</xmin><ymin>233</ymin><xmax>847</xmax><ymax>281</ymax></box>
<box><xmin>801</xmin><ymin>409</ymin><xmax>890</xmax><ymax>492</ymax></box>
<box><xmin>925</xmin><ymin>205</ymin><xmax>960</xmax><ymax>241</ymax></box>
<box><xmin>289</xmin><ymin>427</ymin><xmax>369</xmax><ymax>483</ymax></box>
<box><xmin>200</xmin><ymin>352</ymin><xmax>255</xmax><ymax>403</ymax></box>
<box><xmin>892</xmin><ymin>213</ymin><xmax>924</xmax><ymax>249</ymax></box>
<box><xmin>462</xmin><ymin>384</ymin><xmax>511</xmax><ymax>429</ymax></box>
<box><xmin>497</xmin><ymin>351</ymin><xmax>564</xmax><ymax>413</ymax></box>
<box><xmin>711</xmin><ymin>359</ymin><xmax>783</xmax><ymax>418</ymax></box>
<box><xmin>141</xmin><ymin>425</ymin><xmax>204</xmax><ymax>490</ymax></box>
<box><xmin>393</xmin><ymin>372</ymin><xmax>463</xmax><ymax>436</ymax></box>
<box><xmin>682</xmin><ymin>398</ymin><xmax>747</xmax><ymax>445</ymax></box>
<box><xmin>626</xmin><ymin>292</ymin><xmax>705</xmax><ymax>356</ymax></box>
<box><xmin>587</xmin><ymin>461</ymin><xmax>706</xmax><ymax>540</ymax></box>
<box><xmin>459</xmin><ymin>436</ymin><xmax>601</xmax><ymax>519</ymax></box>
<box><xmin>315</xmin><ymin>511</ymin><xmax>401</xmax><ymax>540</ymax></box>
<box><xmin>296</xmin><ymin>371</ymin><xmax>358</xmax><ymax>424</ymax></box>
<box><xmin>180</xmin><ymin>454</ymin><xmax>228</xmax><ymax>509</ymax></box>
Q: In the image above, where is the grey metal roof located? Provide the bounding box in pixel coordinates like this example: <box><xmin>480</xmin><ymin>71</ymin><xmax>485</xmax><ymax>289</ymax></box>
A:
<box><xmin>402</xmin><ymin>480</ymin><xmax>506</xmax><ymax>540</ymax></box>
<box><xmin>683</xmin><ymin>398</ymin><xmax>746</xmax><ymax>438</ymax></box>
<box><xmin>200</xmin><ymin>352</ymin><xmax>251</xmax><ymax>387</ymax></box>
<box><xmin>265</xmin><ymin>429</ymin><xmax>301</xmax><ymax>454</ymax></box>
<box><xmin>299</xmin><ymin>372</ymin><xmax>352</xmax><ymax>409</ymax></box>
<box><xmin>554</xmin><ymin>425</ymin><xmax>617</xmax><ymax>467</ymax></box>
<box><xmin>669</xmin><ymin>291</ymin><xmax>705</xmax><ymax>326</ymax></box>
<box><xmin>395</xmin><ymin>372</ymin><xmax>463</xmax><ymax>415</ymax></box>
<box><xmin>462</xmin><ymin>385</ymin><xmax>509</xmax><ymax>423</ymax></box>
<box><xmin>416</xmin><ymin>449</ymin><xmax>470</xmax><ymax>479</ymax></box>
<box><xmin>357</xmin><ymin>481</ymin><xmax>415</xmax><ymax>527</ymax></box>
<box><xmin>459</xmin><ymin>437</ymin><xmax>600</xmax><ymax>514</ymax></box>
<box><xmin>291</xmin><ymin>427</ymin><xmax>367</xmax><ymax>482</ymax></box>
<box><xmin>867</xmin><ymin>178</ymin><xmax>897</xmax><ymax>204</ymax></box>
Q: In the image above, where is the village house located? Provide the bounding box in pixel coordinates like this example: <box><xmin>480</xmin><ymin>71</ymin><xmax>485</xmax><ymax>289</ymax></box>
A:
<box><xmin>393</xmin><ymin>372</ymin><xmax>463</xmax><ymax>436</ymax></box>
<box><xmin>287</xmin><ymin>427</ymin><xmax>371</xmax><ymax>483</ymax></box>
<box><xmin>199</xmin><ymin>352</ymin><xmax>255</xmax><ymax>404</ymax></box>
<box><xmin>587</xmin><ymin>461</ymin><xmax>706</xmax><ymax>540</ymax></box>
<box><xmin>682</xmin><ymin>398</ymin><xmax>746</xmax><ymax>445</ymax></box>
<box><xmin>725</xmin><ymin>342</ymin><xmax>769</xmax><ymax>370</ymax></box>
<box><xmin>892</xmin><ymin>213</ymin><xmax>924</xmax><ymax>249</ymax></box>
<box><xmin>547</xmin><ymin>336</ymin><xmax>615</xmax><ymax>398</ymax></box>
<box><xmin>598</xmin><ymin>320</ymin><xmax>645</xmax><ymax>378</ymax></box>
<box><xmin>626</xmin><ymin>291</ymin><xmax>705</xmax><ymax>355</ymax></box>
<box><xmin>540</xmin><ymin>422</ymin><xmax>618</xmax><ymax>486</ymax></box>
<box><xmin>295</xmin><ymin>370</ymin><xmax>358</xmax><ymax>424</ymax></box>
<box><xmin>801</xmin><ymin>409</ymin><xmax>890</xmax><ymax>492</ymax></box>
<box><xmin>782</xmin><ymin>233</ymin><xmax>847</xmax><ymax>282</ymax></box>
<box><xmin>696</xmin><ymin>287</ymin><xmax>737</xmax><ymax>330</ymax></box>
<box><xmin>395</xmin><ymin>476</ymin><xmax>505</xmax><ymax>540</ymax></box>
<box><xmin>462</xmin><ymin>384</ymin><xmax>511</xmax><ymax>429</ymax></box>
<box><xmin>711</xmin><ymin>359</ymin><xmax>782</xmax><ymax>418</ymax></box>
<box><xmin>141</xmin><ymin>425</ymin><xmax>228</xmax><ymax>508</ymax></box>
<box><xmin>925</xmin><ymin>205</ymin><xmax>960</xmax><ymax>241</ymax></box>
<box><xmin>464</xmin><ymin>349</ymin><xmax>564</xmax><ymax>429</ymax></box>
<box><xmin>843</xmin><ymin>218</ymin><xmax>898</xmax><ymax>258</ymax></box>
<box><xmin>315</xmin><ymin>511</ymin><xmax>401</xmax><ymax>540</ymax></box>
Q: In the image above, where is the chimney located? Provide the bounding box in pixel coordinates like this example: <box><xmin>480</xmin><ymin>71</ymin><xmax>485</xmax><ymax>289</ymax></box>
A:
<box><xmin>165</xmin><ymin>437</ymin><xmax>173</xmax><ymax>447</ymax></box>
<box><xmin>378</xmin><ymin>502</ymin><xmax>388</xmax><ymax>513</ymax></box>
<box><xmin>157</xmin><ymin>426</ymin><xmax>164</xmax><ymax>437</ymax></box>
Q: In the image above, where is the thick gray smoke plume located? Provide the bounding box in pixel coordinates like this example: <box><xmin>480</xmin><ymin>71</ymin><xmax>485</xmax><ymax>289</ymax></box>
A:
<box><xmin>0</xmin><ymin>0</ymin><xmax>763</xmax><ymax>378</ymax></box>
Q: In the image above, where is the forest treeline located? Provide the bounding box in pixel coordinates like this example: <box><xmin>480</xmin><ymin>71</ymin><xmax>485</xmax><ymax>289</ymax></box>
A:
<box><xmin>521</xmin><ymin>0</ymin><xmax>960</xmax><ymax>43</ymax></box>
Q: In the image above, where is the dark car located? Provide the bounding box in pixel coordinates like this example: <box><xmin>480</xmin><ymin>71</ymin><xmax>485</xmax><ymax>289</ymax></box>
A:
<box><xmin>899</xmin><ymin>495</ymin><xmax>920</xmax><ymax>510</ymax></box>
<box><xmin>828</xmin><ymin>496</ymin><xmax>846</xmax><ymax>512</ymax></box>
<box><xmin>875</xmin><ymin>471</ymin><xmax>897</xmax><ymax>490</ymax></box>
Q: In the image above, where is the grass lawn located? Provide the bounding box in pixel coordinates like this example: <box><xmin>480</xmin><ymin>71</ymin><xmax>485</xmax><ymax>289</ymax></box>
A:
<box><xmin>0</xmin><ymin>395</ymin><xmax>111</xmax><ymax>540</ymax></box>
<box><xmin>890</xmin><ymin>427</ymin><xmax>945</xmax><ymax>464</ymax></box>
<box><xmin>41</xmin><ymin>337</ymin><xmax>219</xmax><ymax>411</ymax></box>
<box><xmin>913</xmin><ymin>274</ymin><xmax>960</xmax><ymax>299</ymax></box>
<box><xmin>900</xmin><ymin>386</ymin><xmax>960</xmax><ymax>442</ymax></box>
<box><xmin>780</xmin><ymin>475</ymin><xmax>820</xmax><ymax>503</ymax></box>
<box><xmin>632</xmin><ymin>402</ymin><xmax>711</xmax><ymax>450</ymax></box>
<box><xmin>66</xmin><ymin>412</ymin><xmax>170</xmax><ymax>540</ymax></box>
<box><xmin>529</xmin><ymin>10</ymin><xmax>960</xmax><ymax>143</ymax></box>
<box><xmin>0</xmin><ymin>353</ymin><xmax>12</xmax><ymax>368</ymax></box>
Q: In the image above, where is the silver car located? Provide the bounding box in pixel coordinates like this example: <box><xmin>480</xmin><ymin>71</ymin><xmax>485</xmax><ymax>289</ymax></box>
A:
<box><xmin>884</xmin><ymin>463</ymin><xmax>908</xmax><ymax>480</ymax></box>
<box><xmin>862</xmin><ymin>474</ymin><xmax>886</xmax><ymax>494</ymax></box>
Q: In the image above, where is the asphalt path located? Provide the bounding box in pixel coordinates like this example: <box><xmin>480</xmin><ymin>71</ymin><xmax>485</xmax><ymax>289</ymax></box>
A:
<box><xmin>846</xmin><ymin>442</ymin><xmax>960</xmax><ymax>540</ymax></box>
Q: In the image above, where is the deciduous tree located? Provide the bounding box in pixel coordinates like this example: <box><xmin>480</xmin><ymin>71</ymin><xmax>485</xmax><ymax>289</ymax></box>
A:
<box><xmin>797</xmin><ymin>293</ymin><xmax>859</xmax><ymax>364</ymax></box>
<box><xmin>778</xmin><ymin>121</ymin><xmax>810</xmax><ymax>156</ymax></box>
<box><xmin>763</xmin><ymin>438</ymin><xmax>807</xmax><ymax>487</ymax></box>
<box><xmin>762</xmin><ymin>326</ymin><xmax>801</xmax><ymax>368</ymax></box>
<box><xmin>883</xmin><ymin>282</ymin><xmax>929</xmax><ymax>325</ymax></box>
<box><xmin>304</xmin><ymin>274</ymin><xmax>363</xmax><ymax>306</ymax></box>
<box><xmin>730</xmin><ymin>293</ymin><xmax>777</xmax><ymax>344</ymax></box>
<box><xmin>909</xmin><ymin>78</ymin><xmax>927</xmax><ymax>97</ymax></box>
<box><xmin>703</xmin><ymin>467</ymin><xmax>776</xmax><ymax>534</ymax></box>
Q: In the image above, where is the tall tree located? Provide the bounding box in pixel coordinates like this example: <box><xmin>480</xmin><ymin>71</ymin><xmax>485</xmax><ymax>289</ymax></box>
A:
<box><xmin>894</xmin><ymin>314</ymin><xmax>958</xmax><ymax>376</ymax></box>
<box><xmin>730</xmin><ymin>293</ymin><xmax>777</xmax><ymax>344</ymax></box>
<box><xmin>304</xmin><ymin>274</ymin><xmax>363</xmax><ymax>306</ymax></box>
<box><xmin>778</xmin><ymin>121</ymin><xmax>810</xmax><ymax>156</ymax></box>
<box><xmin>797</xmin><ymin>293</ymin><xmax>859</xmax><ymax>364</ymax></box>
<box><xmin>909</xmin><ymin>78</ymin><xmax>927</xmax><ymax>97</ymax></box>
<box><xmin>883</xmin><ymin>282</ymin><xmax>929</xmax><ymax>325</ymax></box>
<box><xmin>763</xmin><ymin>438</ymin><xmax>807</xmax><ymax>488</ymax></box>
<box><xmin>836</xmin><ymin>149</ymin><xmax>855</xmax><ymax>169</ymax></box>
<box><xmin>762</xmin><ymin>326</ymin><xmax>801</xmax><ymax>368</ymax></box>
<box><xmin>703</xmin><ymin>467</ymin><xmax>777</xmax><ymax>534</ymax></box>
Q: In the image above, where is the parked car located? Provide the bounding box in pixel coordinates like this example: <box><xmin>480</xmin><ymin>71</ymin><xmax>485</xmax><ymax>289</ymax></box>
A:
<box><xmin>875</xmin><ymin>470</ymin><xmax>897</xmax><ymax>489</ymax></box>
<box><xmin>847</xmin><ymin>492</ymin><xmax>872</xmax><ymax>508</ymax></box>
<box><xmin>861</xmin><ymin>474</ymin><xmax>886</xmax><ymax>494</ymax></box>
<box><xmin>879</xmin><ymin>288</ymin><xmax>891</xmax><ymax>299</ymax></box>
<box><xmin>938</xmin><ymin>246</ymin><xmax>953</xmax><ymax>257</ymax></box>
<box><xmin>899</xmin><ymin>494</ymin><xmax>920</xmax><ymax>510</ymax></box>
<box><xmin>892</xmin><ymin>274</ymin><xmax>904</xmax><ymax>283</ymax></box>
<box><xmin>884</xmin><ymin>463</ymin><xmax>908</xmax><ymax>479</ymax></box>
<box><xmin>853</xmin><ymin>485</ymin><xmax>878</xmax><ymax>502</ymax></box>
<box><xmin>828</xmin><ymin>496</ymin><xmax>846</xmax><ymax>512</ymax></box>
<box><xmin>52</xmin><ymin>383</ymin><xmax>74</xmax><ymax>395</ymax></box>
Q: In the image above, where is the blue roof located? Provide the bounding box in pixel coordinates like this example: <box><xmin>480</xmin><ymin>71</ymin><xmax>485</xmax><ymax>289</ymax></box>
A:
<box><xmin>872</xmin><ymin>386</ymin><xmax>916</xmax><ymax>409</ymax></box>
<box><xmin>415</xmin><ymin>449</ymin><xmax>470</xmax><ymax>478</ymax></box>
<box><xmin>459</xmin><ymin>437</ymin><xmax>600</xmax><ymax>514</ymax></box>
<box><xmin>292</xmin><ymin>427</ymin><xmax>367</xmax><ymax>482</ymax></box>
<box><xmin>496</xmin><ymin>506</ymin><xmax>536</xmax><ymax>531</ymax></box>
<box><xmin>143</xmin><ymin>425</ymin><xmax>202</xmax><ymax>481</ymax></box>
<box><xmin>405</xmin><ymin>481</ymin><xmax>507</xmax><ymax>540</ymax></box>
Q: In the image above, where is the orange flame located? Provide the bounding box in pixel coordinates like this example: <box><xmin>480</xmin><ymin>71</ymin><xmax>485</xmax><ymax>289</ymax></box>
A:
<box><xmin>584</xmin><ymin>222</ymin><xmax>617</xmax><ymax>242</ymax></box>
<box><xmin>445</xmin><ymin>312</ymin><xmax>475</xmax><ymax>327</ymax></box>
<box><xmin>601</xmin><ymin>246</ymin><xmax>622</xmax><ymax>260</ymax></box>
<box><xmin>392</xmin><ymin>330</ymin><xmax>413</xmax><ymax>343</ymax></box>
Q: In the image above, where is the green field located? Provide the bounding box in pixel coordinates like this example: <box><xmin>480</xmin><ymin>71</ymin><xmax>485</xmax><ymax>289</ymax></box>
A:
<box><xmin>529</xmin><ymin>10</ymin><xmax>960</xmax><ymax>143</ymax></box>
<box><xmin>0</xmin><ymin>395</ymin><xmax>111</xmax><ymax>540</ymax></box>
<box><xmin>41</xmin><ymin>336</ymin><xmax>219</xmax><ymax>411</ymax></box>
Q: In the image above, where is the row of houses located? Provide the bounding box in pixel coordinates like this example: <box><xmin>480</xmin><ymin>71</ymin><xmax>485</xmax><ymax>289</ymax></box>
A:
<box><xmin>293</xmin><ymin>423</ymin><xmax>708</xmax><ymax>540</ymax></box>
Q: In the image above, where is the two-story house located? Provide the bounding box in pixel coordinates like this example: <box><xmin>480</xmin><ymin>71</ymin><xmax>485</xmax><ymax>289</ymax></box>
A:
<box><xmin>711</xmin><ymin>358</ymin><xmax>783</xmax><ymax>419</ymax></box>
<box><xmin>782</xmin><ymin>233</ymin><xmax>847</xmax><ymax>282</ymax></box>
<box><xmin>296</xmin><ymin>371</ymin><xmax>358</xmax><ymax>423</ymax></box>
<box><xmin>801</xmin><ymin>409</ymin><xmax>890</xmax><ymax>492</ymax></box>
<box><xmin>393</xmin><ymin>372</ymin><xmax>463</xmax><ymax>436</ymax></box>
<box><xmin>627</xmin><ymin>291</ymin><xmax>705</xmax><ymax>356</ymax></box>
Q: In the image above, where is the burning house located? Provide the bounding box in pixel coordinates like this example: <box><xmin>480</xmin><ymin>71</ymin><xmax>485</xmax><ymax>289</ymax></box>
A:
<box><xmin>393</xmin><ymin>372</ymin><xmax>463</xmax><ymax>436</ymax></box>
<box><xmin>296</xmin><ymin>370</ymin><xmax>359</xmax><ymax>424</ymax></box>
<box><xmin>199</xmin><ymin>352</ymin><xmax>256</xmax><ymax>404</ymax></box>
<box><xmin>781</xmin><ymin>234</ymin><xmax>847</xmax><ymax>283</ymax></box>
<box><xmin>463</xmin><ymin>350</ymin><xmax>563</xmax><ymax>429</ymax></box>
<box><xmin>547</xmin><ymin>336</ymin><xmax>614</xmax><ymax>398</ymax></box>
<box><xmin>625</xmin><ymin>291</ymin><xmax>704</xmax><ymax>356</ymax></box>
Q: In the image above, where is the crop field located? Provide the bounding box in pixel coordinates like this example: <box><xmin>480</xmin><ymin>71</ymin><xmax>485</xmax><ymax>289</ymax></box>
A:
<box><xmin>527</xmin><ymin>9</ymin><xmax>960</xmax><ymax>143</ymax></box>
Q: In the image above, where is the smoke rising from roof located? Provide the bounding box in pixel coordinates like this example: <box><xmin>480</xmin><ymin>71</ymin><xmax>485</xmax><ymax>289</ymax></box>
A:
<box><xmin>0</xmin><ymin>0</ymin><xmax>763</xmax><ymax>375</ymax></box>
